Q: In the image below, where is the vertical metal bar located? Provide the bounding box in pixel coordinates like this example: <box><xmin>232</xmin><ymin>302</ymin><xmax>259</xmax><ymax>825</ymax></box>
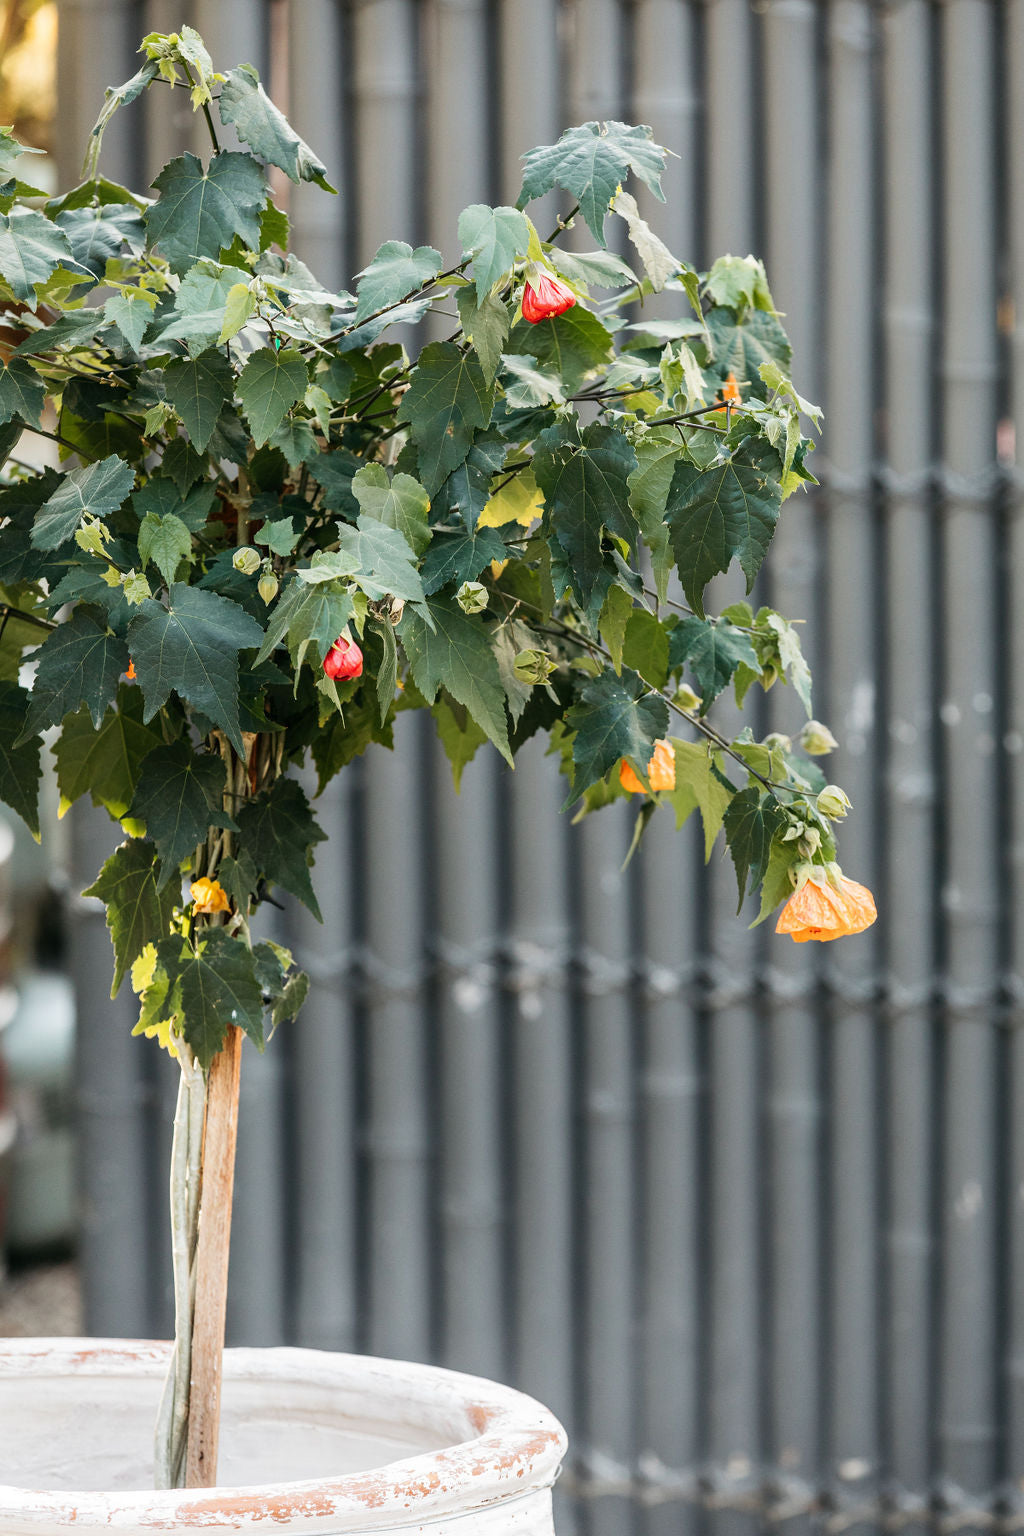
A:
<box><xmin>497</xmin><ymin>0</ymin><xmax>560</xmax><ymax>226</ymax></box>
<box><xmin>421</xmin><ymin>0</ymin><xmax>490</xmax><ymax>265</ymax></box>
<box><xmin>937</xmin><ymin>0</ymin><xmax>1000</xmax><ymax>1506</ymax></box>
<box><xmin>880</xmin><ymin>0</ymin><xmax>937</xmax><ymax>1516</ymax></box>
<box><xmin>363</xmin><ymin>714</ymin><xmax>431</xmax><ymax>1362</ymax></box>
<box><xmin>431</xmin><ymin>748</ymin><xmax>504</xmax><ymax>1379</ymax></box>
<box><xmin>56</xmin><ymin>0</ymin><xmax>143</xmax><ymax>189</ymax></box>
<box><xmin>286</xmin><ymin>0</ymin><xmax>347</xmax><ymax>289</ymax></box>
<box><xmin>704</xmin><ymin>0</ymin><xmax>755</xmax><ymax>253</ymax></box>
<box><xmin>562</xmin><ymin>0</ymin><xmax>624</xmax><ymax>255</ymax></box>
<box><xmin>350</xmin><ymin>0</ymin><xmax>420</xmax><ymax>265</ymax></box>
<box><xmin>142</xmin><ymin>0</ymin><xmax>194</xmax><ymax>183</ymax></box>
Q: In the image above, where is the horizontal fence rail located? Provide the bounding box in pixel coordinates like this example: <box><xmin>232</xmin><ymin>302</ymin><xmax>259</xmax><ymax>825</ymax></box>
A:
<box><xmin>55</xmin><ymin>2</ymin><xmax>1022</xmax><ymax>1533</ymax></box>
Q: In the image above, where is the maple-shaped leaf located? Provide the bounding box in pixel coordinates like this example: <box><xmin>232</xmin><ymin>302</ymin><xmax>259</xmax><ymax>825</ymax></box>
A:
<box><xmin>143</xmin><ymin>151</ymin><xmax>267</xmax><ymax>274</ymax></box>
<box><xmin>517</xmin><ymin>121</ymin><xmax>666</xmax><ymax>245</ymax></box>
<box><xmin>565</xmin><ymin>667</ymin><xmax>668</xmax><ymax>801</ymax></box>
<box><xmin>54</xmin><ymin>202</ymin><xmax>144</xmax><ymax>277</ymax></box>
<box><xmin>256</xmin><ymin>577</ymin><xmax>353</xmax><ymax>670</ymax></box>
<box><xmin>103</xmin><ymin>291</ymin><xmax>153</xmax><ymax>352</ymax></box>
<box><xmin>23</xmin><ymin>606</ymin><xmax>129</xmax><ymax>736</ymax></box>
<box><xmin>157</xmin><ymin>260</ymin><xmax>251</xmax><ymax>355</ymax></box>
<box><xmin>0</xmin><ymin>208</ymin><xmax>76</xmax><ymax>306</ymax></box>
<box><xmin>430</xmin><ymin>431</ymin><xmax>508</xmax><ymax>531</ymax></box>
<box><xmin>328</xmin><ymin>516</ymin><xmax>425</xmax><ymax>605</ymax></box>
<box><xmin>668</xmin><ymin>616</ymin><xmax>760</xmax><ymax>711</ymax></box>
<box><xmin>665</xmin><ymin>441</ymin><xmax>783</xmax><ymax>617</ymax></box>
<box><xmin>667</xmin><ymin>738</ymin><xmax>735</xmax><ymax>860</ymax></box>
<box><xmin>129</xmin><ymin>737</ymin><xmax>236</xmax><ymax>885</ymax></box>
<box><xmin>0</xmin><ymin>357</ymin><xmax>44</xmax><ymax>428</ymax></box>
<box><xmin>508</xmin><ymin>304</ymin><xmax>615</xmax><ymax>396</ymax></box>
<box><xmin>457</xmin><ymin>204</ymin><xmax>531</xmax><ymax>302</ymax></box>
<box><xmin>127</xmin><ymin>583</ymin><xmax>264</xmax><ymax>756</ymax></box>
<box><xmin>533</xmin><ymin>422</ymin><xmax>637</xmax><ymax>609</ymax></box>
<box><xmin>723</xmin><ymin>784</ymin><xmax>787</xmax><ymax>909</ymax></box>
<box><xmin>303</xmin><ymin>447</ymin><xmax>361</xmax><ymax>517</ymax></box>
<box><xmin>132</xmin><ymin>476</ymin><xmax>216</xmax><ymax>532</ymax></box>
<box><xmin>0</xmin><ymin>681</ymin><xmax>40</xmax><ymax>835</ymax></box>
<box><xmin>31</xmin><ymin>454</ymin><xmax>135</xmax><ymax>550</ymax></box>
<box><xmin>53</xmin><ymin>688</ymin><xmax>163</xmax><ymax>819</ymax></box>
<box><xmin>218</xmin><ymin>65</ymin><xmax>336</xmax><ymax>191</ymax></box>
<box><xmin>400</xmin><ymin>597</ymin><xmax>512</xmax><ymax>763</ymax></box>
<box><xmin>157</xmin><ymin>928</ymin><xmax>264</xmax><ymax>1068</ymax></box>
<box><xmin>83</xmin><ymin>838</ymin><xmax>180</xmax><ymax>996</ymax></box>
<box><xmin>235</xmin><ymin>778</ymin><xmax>326</xmax><ymax>920</ymax></box>
<box><xmin>138</xmin><ymin>511</ymin><xmax>193</xmax><ymax>586</ymax></box>
<box><xmin>162</xmin><ymin>347</ymin><xmax>235</xmax><ymax>453</ymax></box>
<box><xmin>236</xmin><ymin>346</ymin><xmax>308</xmax><ymax>447</ymax></box>
<box><xmin>353</xmin><ymin>240</ymin><xmax>441</xmax><ymax>324</ymax></box>
<box><xmin>420</xmin><ymin>526</ymin><xmax>508</xmax><ymax>596</ymax></box>
<box><xmin>396</xmin><ymin>341</ymin><xmax>493</xmax><ymax>495</ymax></box>
<box><xmin>351</xmin><ymin>464</ymin><xmax>431</xmax><ymax>555</ymax></box>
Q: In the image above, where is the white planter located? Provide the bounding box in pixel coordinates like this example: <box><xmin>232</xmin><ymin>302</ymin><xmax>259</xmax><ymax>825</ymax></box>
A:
<box><xmin>0</xmin><ymin>1339</ymin><xmax>568</xmax><ymax>1535</ymax></box>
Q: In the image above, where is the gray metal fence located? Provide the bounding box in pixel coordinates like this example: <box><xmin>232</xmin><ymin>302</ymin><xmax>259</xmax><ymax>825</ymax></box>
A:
<box><xmin>57</xmin><ymin>1</ymin><xmax>1024</xmax><ymax>1531</ymax></box>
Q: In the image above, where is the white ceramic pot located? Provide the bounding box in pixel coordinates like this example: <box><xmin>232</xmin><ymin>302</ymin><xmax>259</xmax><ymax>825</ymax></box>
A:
<box><xmin>0</xmin><ymin>1339</ymin><xmax>567</xmax><ymax>1535</ymax></box>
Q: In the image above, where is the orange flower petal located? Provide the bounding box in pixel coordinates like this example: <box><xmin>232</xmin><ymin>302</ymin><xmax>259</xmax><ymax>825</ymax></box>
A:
<box><xmin>190</xmin><ymin>877</ymin><xmax>231</xmax><ymax>915</ymax></box>
<box><xmin>775</xmin><ymin>874</ymin><xmax>876</xmax><ymax>943</ymax></box>
<box><xmin>619</xmin><ymin>739</ymin><xmax>676</xmax><ymax>795</ymax></box>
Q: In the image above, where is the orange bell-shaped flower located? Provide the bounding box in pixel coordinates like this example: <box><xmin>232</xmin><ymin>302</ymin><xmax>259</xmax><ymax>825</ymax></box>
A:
<box><xmin>775</xmin><ymin>870</ymin><xmax>876</xmax><ymax>943</ymax></box>
<box><xmin>190</xmin><ymin>877</ymin><xmax>231</xmax><ymax>916</ymax></box>
<box><xmin>619</xmin><ymin>738</ymin><xmax>676</xmax><ymax>795</ymax></box>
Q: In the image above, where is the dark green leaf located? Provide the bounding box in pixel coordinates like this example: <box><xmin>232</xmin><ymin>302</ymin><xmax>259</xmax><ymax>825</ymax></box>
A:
<box><xmin>430</xmin><ymin>432</ymin><xmax>508</xmax><ymax>531</ymax></box>
<box><xmin>128</xmin><ymin>583</ymin><xmax>265</xmax><ymax>756</ymax></box>
<box><xmin>627</xmin><ymin>428</ymin><xmax>680</xmax><ymax>604</ymax></box>
<box><xmin>13</xmin><ymin>309</ymin><xmax>107</xmax><ymax>356</ymax></box>
<box><xmin>668</xmin><ymin>616</ymin><xmax>760</xmax><ymax>710</ymax></box>
<box><xmin>129</xmin><ymin>737</ymin><xmax>234</xmax><ymax>885</ymax></box>
<box><xmin>0</xmin><ymin>208</ymin><xmax>76</xmax><ymax>305</ymax></box>
<box><xmin>163</xmin><ymin>347</ymin><xmax>235</xmax><ymax>453</ymax></box>
<box><xmin>158</xmin><ymin>260</ymin><xmax>251</xmax><ymax>353</ymax></box>
<box><xmin>31</xmin><ymin>453</ymin><xmax>135</xmax><ymax>549</ymax></box>
<box><xmin>373</xmin><ymin>619</ymin><xmax>398</xmax><ymax>723</ymax></box>
<box><xmin>0</xmin><ymin>357</ymin><xmax>44</xmax><ymax>427</ymax></box>
<box><xmin>622</xmin><ymin>610</ymin><xmax>669</xmax><ymax>688</ymax></box>
<box><xmin>53</xmin><ymin>687</ymin><xmax>162</xmax><ymax>818</ymax></box>
<box><xmin>353</xmin><ymin>240</ymin><xmax>441</xmax><ymax>324</ymax></box>
<box><xmin>665</xmin><ymin>441</ymin><xmax>783</xmax><ymax>616</ymax></box>
<box><xmin>566</xmin><ymin>667</ymin><xmax>668</xmax><ymax>801</ymax></box>
<box><xmin>304</xmin><ymin>447</ymin><xmax>361</xmax><ymax>517</ymax></box>
<box><xmin>219</xmin><ymin>65</ymin><xmax>336</xmax><ymax>191</ymax></box>
<box><xmin>144</xmin><ymin>151</ymin><xmax>267</xmax><ymax>274</ymax></box>
<box><xmin>55</xmin><ymin>202</ymin><xmax>144</xmax><ymax>276</ymax></box>
<box><xmin>132</xmin><ymin>476</ymin><xmax>216</xmax><ymax>532</ymax></box>
<box><xmin>83</xmin><ymin>838</ymin><xmax>180</xmax><ymax>995</ymax></box>
<box><xmin>509</xmin><ymin>305</ymin><xmax>614</xmax><ymax>396</ymax></box>
<box><xmin>703</xmin><ymin>305</ymin><xmax>792</xmax><ymax>397</ymax></box>
<box><xmin>533</xmin><ymin>422</ymin><xmax>637</xmax><ymax>608</ymax></box>
<box><xmin>517</xmin><ymin>121</ymin><xmax>666</xmax><ymax>245</ymax></box>
<box><xmin>723</xmin><ymin>785</ymin><xmax>786</xmax><ymax>909</ymax></box>
<box><xmin>103</xmin><ymin>291</ymin><xmax>153</xmax><ymax>351</ymax></box>
<box><xmin>0</xmin><ymin>681</ymin><xmax>40</xmax><ymax>834</ymax></box>
<box><xmin>159</xmin><ymin>927</ymin><xmax>264</xmax><ymax>1067</ymax></box>
<box><xmin>236</xmin><ymin>345</ymin><xmax>308</xmax><ymax>446</ymax></box>
<box><xmin>160</xmin><ymin>437</ymin><xmax>209</xmax><ymax>492</ymax></box>
<box><xmin>421</xmin><ymin>526</ymin><xmax>507</xmax><ymax>595</ymax></box>
<box><xmin>400</xmin><ymin>597</ymin><xmax>511</xmax><ymax>762</ymax></box>
<box><xmin>23</xmin><ymin>607</ymin><xmax>128</xmax><ymax>734</ymax></box>
<box><xmin>458</xmin><ymin>204</ymin><xmax>530</xmax><ymax>302</ymax></box>
<box><xmin>397</xmin><ymin>341</ymin><xmax>493</xmax><ymax>496</ymax></box>
<box><xmin>457</xmin><ymin>288</ymin><xmax>511</xmax><ymax>388</ymax></box>
<box><xmin>235</xmin><ymin>778</ymin><xmax>326</xmax><ymax>920</ymax></box>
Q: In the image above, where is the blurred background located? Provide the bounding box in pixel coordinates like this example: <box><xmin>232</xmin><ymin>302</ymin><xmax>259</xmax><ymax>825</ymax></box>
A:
<box><xmin>1</xmin><ymin>2</ymin><xmax>1021</xmax><ymax>1535</ymax></box>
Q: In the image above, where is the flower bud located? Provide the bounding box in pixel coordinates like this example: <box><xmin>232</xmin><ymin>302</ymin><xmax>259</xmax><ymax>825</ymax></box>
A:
<box><xmin>798</xmin><ymin>828</ymin><xmax>822</xmax><ymax>857</ymax></box>
<box><xmin>324</xmin><ymin>633</ymin><xmax>363</xmax><ymax>681</ymax></box>
<box><xmin>799</xmin><ymin>719</ymin><xmax>839</xmax><ymax>756</ymax></box>
<box><xmin>521</xmin><ymin>266</ymin><xmax>576</xmax><ymax>324</ymax></box>
<box><xmin>673</xmin><ymin>683</ymin><xmax>701</xmax><ymax>712</ymax></box>
<box><xmin>816</xmin><ymin>784</ymin><xmax>852</xmax><ymax>820</ymax></box>
<box><xmin>456</xmin><ymin>580</ymin><xmax>488</xmax><ymax>615</ymax></box>
<box><xmin>257</xmin><ymin>568</ymin><xmax>279</xmax><ymax>604</ymax></box>
<box><xmin>233</xmin><ymin>546</ymin><xmax>261</xmax><ymax>575</ymax></box>
<box><xmin>513</xmin><ymin>648</ymin><xmax>557</xmax><ymax>686</ymax></box>
<box><xmin>764</xmin><ymin>731</ymin><xmax>792</xmax><ymax>753</ymax></box>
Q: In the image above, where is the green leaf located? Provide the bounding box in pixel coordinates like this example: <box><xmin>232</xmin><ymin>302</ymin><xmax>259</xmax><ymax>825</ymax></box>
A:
<box><xmin>13</xmin><ymin>308</ymin><xmax>108</xmax><ymax>356</ymax></box>
<box><xmin>763</xmin><ymin>611</ymin><xmax>813</xmax><ymax>715</ymax></box>
<box><xmin>138</xmin><ymin>511</ymin><xmax>193</xmax><ymax>586</ymax></box>
<box><xmin>499</xmin><ymin>353</ymin><xmax>566</xmax><ymax>410</ymax></box>
<box><xmin>397</xmin><ymin>341</ymin><xmax>493</xmax><ymax>496</ymax></box>
<box><xmin>83</xmin><ymin>59</ymin><xmax>160</xmax><ymax>178</ymax></box>
<box><xmin>547</xmin><ymin>246</ymin><xmax>638</xmax><ymax>290</ymax></box>
<box><xmin>162</xmin><ymin>347</ymin><xmax>235</xmax><ymax>453</ymax></box>
<box><xmin>53</xmin><ymin>688</ymin><xmax>162</xmax><ymax>819</ymax></box>
<box><xmin>0</xmin><ymin>208</ymin><xmax>76</xmax><ymax>306</ymax></box>
<box><xmin>83</xmin><ymin>839</ymin><xmax>180</xmax><ymax>996</ymax></box>
<box><xmin>23</xmin><ymin>607</ymin><xmax>129</xmax><ymax>734</ymax></box>
<box><xmin>160</xmin><ymin>437</ymin><xmax>209</xmax><ymax>492</ymax></box>
<box><xmin>622</xmin><ymin>609</ymin><xmax>669</xmax><ymax>688</ymax></box>
<box><xmin>351</xmin><ymin>464</ymin><xmax>431</xmax><ymax>555</ymax></box>
<box><xmin>565</xmin><ymin>667</ymin><xmax>668</xmax><ymax>800</ymax></box>
<box><xmin>0</xmin><ymin>681</ymin><xmax>40</xmax><ymax>835</ymax></box>
<box><xmin>144</xmin><ymin>151</ymin><xmax>267</xmax><ymax>274</ymax></box>
<box><xmin>132</xmin><ymin>476</ymin><xmax>216</xmax><ymax>532</ymax></box>
<box><xmin>55</xmin><ymin>202</ymin><xmax>144</xmax><ymax>277</ymax></box>
<box><xmin>401</xmin><ymin>597</ymin><xmax>511</xmax><ymax>763</ymax></box>
<box><xmin>756</xmin><ymin>835</ymin><xmax>805</xmax><ymax>924</ymax></box>
<box><xmin>31</xmin><ymin>454</ymin><xmax>135</xmax><ymax>551</ymax></box>
<box><xmin>128</xmin><ymin>584</ymin><xmax>265</xmax><ymax>756</ymax></box>
<box><xmin>456</xmin><ymin>287</ymin><xmax>511</xmax><ymax>386</ymax></box>
<box><xmin>627</xmin><ymin>428</ymin><xmax>681</xmax><ymax>604</ymax></box>
<box><xmin>236</xmin><ymin>345</ymin><xmax>308</xmax><ymax>446</ymax></box>
<box><xmin>373</xmin><ymin>619</ymin><xmax>398</xmax><ymax>723</ymax></box>
<box><xmin>420</xmin><ymin>526</ymin><xmax>507</xmax><ymax>595</ymax></box>
<box><xmin>219</xmin><ymin>281</ymin><xmax>256</xmax><ymax>343</ymax></box>
<box><xmin>703</xmin><ymin>305</ymin><xmax>792</xmax><ymax>396</ymax></box>
<box><xmin>705</xmin><ymin>254</ymin><xmax>776</xmax><ymax>315</ymax></box>
<box><xmin>0</xmin><ymin>357</ymin><xmax>44</xmax><ymax>427</ymax></box>
<box><xmin>664</xmin><ymin>442</ymin><xmax>782</xmax><ymax>616</ymax></box>
<box><xmin>598</xmin><ymin>583</ymin><xmax>633</xmax><ymax>672</ymax></box>
<box><xmin>517</xmin><ymin>121</ymin><xmax>666</xmax><ymax>245</ymax></box>
<box><xmin>353</xmin><ymin>240</ymin><xmax>441</xmax><ymax>324</ymax></box>
<box><xmin>669</xmin><ymin>617</ymin><xmax>760</xmax><ymax>710</ymax></box>
<box><xmin>304</xmin><ymin>447</ymin><xmax>361</xmax><ymax>517</ymax></box>
<box><xmin>458</xmin><ymin>204</ymin><xmax>530</xmax><ymax>302</ymax></box>
<box><xmin>433</xmin><ymin>693</ymin><xmax>488</xmax><ymax>790</ymax></box>
<box><xmin>235</xmin><ymin>778</ymin><xmax>326</xmax><ymax>920</ymax></box>
<box><xmin>104</xmin><ymin>291</ymin><xmax>155</xmax><ymax>351</ymax></box>
<box><xmin>509</xmin><ymin>304</ymin><xmax>614</xmax><ymax>396</ymax></box>
<box><xmin>667</xmin><ymin>737</ymin><xmax>734</xmax><ymax>859</ymax></box>
<box><xmin>332</xmin><ymin>516</ymin><xmax>426</xmax><ymax>604</ymax></box>
<box><xmin>272</xmin><ymin>968</ymin><xmax>309</xmax><ymax>1030</ymax></box>
<box><xmin>256</xmin><ymin>577</ymin><xmax>353</xmax><ymax>669</ymax></box>
<box><xmin>218</xmin><ymin>64</ymin><xmax>336</xmax><ymax>191</ymax></box>
<box><xmin>723</xmin><ymin>785</ymin><xmax>787</xmax><ymax>909</ymax></box>
<box><xmin>159</xmin><ymin>260</ymin><xmax>252</xmax><ymax>354</ymax></box>
<box><xmin>159</xmin><ymin>927</ymin><xmax>264</xmax><ymax>1067</ymax></box>
<box><xmin>533</xmin><ymin>422</ymin><xmax>637</xmax><ymax>608</ymax></box>
<box><xmin>612</xmin><ymin>189</ymin><xmax>677</xmax><ymax>291</ymax></box>
<box><xmin>129</xmin><ymin>737</ymin><xmax>234</xmax><ymax>885</ymax></box>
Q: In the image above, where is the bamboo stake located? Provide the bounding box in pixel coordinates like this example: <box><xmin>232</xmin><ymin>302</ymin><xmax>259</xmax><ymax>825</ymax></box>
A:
<box><xmin>185</xmin><ymin>1025</ymin><xmax>244</xmax><ymax>1489</ymax></box>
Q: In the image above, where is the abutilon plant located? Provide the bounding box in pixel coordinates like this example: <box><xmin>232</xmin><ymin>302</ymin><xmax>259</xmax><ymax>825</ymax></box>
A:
<box><xmin>0</xmin><ymin>26</ymin><xmax>871</xmax><ymax>1492</ymax></box>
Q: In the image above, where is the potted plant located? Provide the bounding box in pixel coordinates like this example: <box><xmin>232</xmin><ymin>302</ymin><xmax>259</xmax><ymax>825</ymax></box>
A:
<box><xmin>0</xmin><ymin>25</ymin><xmax>873</xmax><ymax>1531</ymax></box>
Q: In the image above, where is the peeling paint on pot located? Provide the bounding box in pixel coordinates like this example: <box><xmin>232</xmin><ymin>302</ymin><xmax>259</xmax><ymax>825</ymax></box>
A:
<box><xmin>0</xmin><ymin>1340</ymin><xmax>567</xmax><ymax>1534</ymax></box>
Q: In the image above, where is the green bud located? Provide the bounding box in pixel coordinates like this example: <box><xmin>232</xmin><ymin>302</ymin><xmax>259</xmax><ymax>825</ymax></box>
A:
<box><xmin>764</xmin><ymin>731</ymin><xmax>792</xmax><ymax>753</ymax></box>
<box><xmin>816</xmin><ymin>784</ymin><xmax>852</xmax><ymax>820</ymax></box>
<box><xmin>673</xmin><ymin>683</ymin><xmax>701</xmax><ymax>712</ymax></box>
<box><xmin>233</xmin><ymin>546</ymin><xmax>261</xmax><ymax>576</ymax></box>
<box><xmin>799</xmin><ymin>719</ymin><xmax>839</xmax><ymax>755</ymax></box>
<box><xmin>513</xmin><ymin>648</ymin><xmax>557</xmax><ymax>686</ymax></box>
<box><xmin>257</xmin><ymin>569</ymin><xmax>279</xmax><ymax>605</ymax></box>
<box><xmin>456</xmin><ymin>580</ymin><xmax>488</xmax><ymax>615</ymax></box>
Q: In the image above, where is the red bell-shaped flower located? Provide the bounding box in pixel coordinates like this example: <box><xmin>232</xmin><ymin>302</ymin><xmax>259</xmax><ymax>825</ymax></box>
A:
<box><xmin>521</xmin><ymin>269</ymin><xmax>576</xmax><ymax>324</ymax></box>
<box><xmin>323</xmin><ymin>634</ymin><xmax>364</xmax><ymax>680</ymax></box>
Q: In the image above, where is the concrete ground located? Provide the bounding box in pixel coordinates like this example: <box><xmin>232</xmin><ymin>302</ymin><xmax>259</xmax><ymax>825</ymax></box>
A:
<box><xmin>0</xmin><ymin>1260</ymin><xmax>82</xmax><ymax>1336</ymax></box>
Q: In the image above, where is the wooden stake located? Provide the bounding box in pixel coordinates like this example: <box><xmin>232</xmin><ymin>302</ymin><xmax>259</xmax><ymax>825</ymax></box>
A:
<box><xmin>185</xmin><ymin>1025</ymin><xmax>243</xmax><ymax>1489</ymax></box>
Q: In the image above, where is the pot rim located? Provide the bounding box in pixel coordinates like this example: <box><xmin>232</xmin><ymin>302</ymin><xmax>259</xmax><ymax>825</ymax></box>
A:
<box><xmin>0</xmin><ymin>1338</ymin><xmax>568</xmax><ymax>1533</ymax></box>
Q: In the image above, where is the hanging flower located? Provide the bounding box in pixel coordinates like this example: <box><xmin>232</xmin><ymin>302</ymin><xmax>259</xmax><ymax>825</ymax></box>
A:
<box><xmin>190</xmin><ymin>877</ymin><xmax>230</xmax><ymax>915</ymax></box>
<box><xmin>323</xmin><ymin>633</ymin><xmax>363</xmax><ymax>680</ymax></box>
<box><xmin>775</xmin><ymin>869</ymin><xmax>876</xmax><ymax>943</ymax></box>
<box><xmin>521</xmin><ymin>268</ymin><xmax>576</xmax><ymax>324</ymax></box>
<box><xmin>619</xmin><ymin>739</ymin><xmax>676</xmax><ymax>795</ymax></box>
<box><xmin>712</xmin><ymin>371</ymin><xmax>742</xmax><ymax>412</ymax></box>
<box><xmin>124</xmin><ymin>659</ymin><xmax>136</xmax><ymax>681</ymax></box>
